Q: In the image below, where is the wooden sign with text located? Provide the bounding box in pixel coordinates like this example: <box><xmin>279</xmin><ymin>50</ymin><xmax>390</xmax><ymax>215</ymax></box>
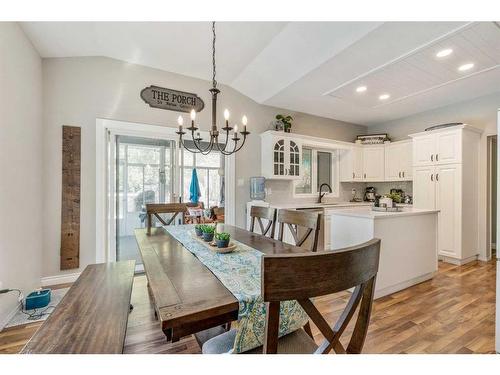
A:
<box><xmin>140</xmin><ymin>85</ymin><xmax>205</xmax><ymax>113</ymax></box>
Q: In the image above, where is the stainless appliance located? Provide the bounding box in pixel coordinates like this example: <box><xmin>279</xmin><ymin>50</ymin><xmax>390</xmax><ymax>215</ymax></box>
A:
<box><xmin>364</xmin><ymin>187</ymin><xmax>376</xmax><ymax>202</ymax></box>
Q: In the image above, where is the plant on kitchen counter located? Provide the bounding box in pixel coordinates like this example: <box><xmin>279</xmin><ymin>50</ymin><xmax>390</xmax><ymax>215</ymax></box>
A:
<box><xmin>214</xmin><ymin>232</ymin><xmax>230</xmax><ymax>248</ymax></box>
<box><xmin>275</xmin><ymin>114</ymin><xmax>293</xmax><ymax>133</ymax></box>
<box><xmin>387</xmin><ymin>192</ymin><xmax>402</xmax><ymax>203</ymax></box>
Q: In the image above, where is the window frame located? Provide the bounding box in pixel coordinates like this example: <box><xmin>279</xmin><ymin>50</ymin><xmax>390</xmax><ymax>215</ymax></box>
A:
<box><xmin>293</xmin><ymin>147</ymin><xmax>339</xmax><ymax>198</ymax></box>
<box><xmin>180</xmin><ymin>150</ymin><xmax>224</xmax><ymax>207</ymax></box>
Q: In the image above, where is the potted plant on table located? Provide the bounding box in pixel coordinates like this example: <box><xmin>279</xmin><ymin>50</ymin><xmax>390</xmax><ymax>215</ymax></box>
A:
<box><xmin>194</xmin><ymin>224</ymin><xmax>204</xmax><ymax>237</ymax></box>
<box><xmin>214</xmin><ymin>232</ymin><xmax>230</xmax><ymax>248</ymax></box>
<box><xmin>201</xmin><ymin>225</ymin><xmax>216</xmax><ymax>242</ymax></box>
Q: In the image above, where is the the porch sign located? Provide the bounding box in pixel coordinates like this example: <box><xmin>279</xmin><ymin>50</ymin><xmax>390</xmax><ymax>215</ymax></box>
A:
<box><xmin>141</xmin><ymin>85</ymin><xmax>205</xmax><ymax>113</ymax></box>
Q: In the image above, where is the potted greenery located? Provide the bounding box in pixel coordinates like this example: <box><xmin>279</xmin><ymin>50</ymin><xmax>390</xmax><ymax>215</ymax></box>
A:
<box><xmin>275</xmin><ymin>114</ymin><xmax>293</xmax><ymax>133</ymax></box>
<box><xmin>214</xmin><ymin>232</ymin><xmax>230</xmax><ymax>248</ymax></box>
<box><xmin>194</xmin><ymin>224</ymin><xmax>204</xmax><ymax>237</ymax></box>
<box><xmin>201</xmin><ymin>225</ymin><xmax>216</xmax><ymax>242</ymax></box>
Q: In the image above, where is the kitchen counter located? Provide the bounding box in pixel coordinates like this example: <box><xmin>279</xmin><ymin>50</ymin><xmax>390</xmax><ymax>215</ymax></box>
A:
<box><xmin>328</xmin><ymin>206</ymin><xmax>437</xmax><ymax>219</ymax></box>
<box><xmin>267</xmin><ymin>201</ymin><xmax>373</xmax><ymax>210</ymax></box>
<box><xmin>328</xmin><ymin>206</ymin><xmax>438</xmax><ymax>298</ymax></box>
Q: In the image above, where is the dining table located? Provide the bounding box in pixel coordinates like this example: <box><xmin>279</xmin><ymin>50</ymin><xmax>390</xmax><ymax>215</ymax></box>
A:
<box><xmin>134</xmin><ymin>223</ymin><xmax>307</xmax><ymax>352</ymax></box>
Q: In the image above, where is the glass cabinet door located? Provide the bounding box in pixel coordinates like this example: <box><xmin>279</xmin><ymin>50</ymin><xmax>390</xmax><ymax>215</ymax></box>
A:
<box><xmin>289</xmin><ymin>140</ymin><xmax>300</xmax><ymax>176</ymax></box>
<box><xmin>273</xmin><ymin>139</ymin><xmax>285</xmax><ymax>176</ymax></box>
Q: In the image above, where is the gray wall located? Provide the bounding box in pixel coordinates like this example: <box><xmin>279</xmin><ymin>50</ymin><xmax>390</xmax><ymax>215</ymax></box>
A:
<box><xmin>0</xmin><ymin>23</ymin><xmax>43</xmax><ymax>328</ymax></box>
<box><xmin>41</xmin><ymin>56</ymin><xmax>367</xmax><ymax>279</ymax></box>
<box><xmin>370</xmin><ymin>91</ymin><xmax>500</xmax><ymax>260</ymax></box>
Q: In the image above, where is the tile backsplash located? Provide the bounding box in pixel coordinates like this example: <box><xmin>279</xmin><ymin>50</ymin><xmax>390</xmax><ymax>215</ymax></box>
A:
<box><xmin>263</xmin><ymin>179</ymin><xmax>412</xmax><ymax>205</ymax></box>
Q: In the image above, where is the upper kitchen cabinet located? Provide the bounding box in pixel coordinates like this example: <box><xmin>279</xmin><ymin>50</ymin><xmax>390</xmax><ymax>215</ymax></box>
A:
<box><xmin>362</xmin><ymin>146</ymin><xmax>385</xmax><ymax>181</ymax></box>
<box><xmin>411</xmin><ymin>127</ymin><xmax>473</xmax><ymax>167</ymax></box>
<box><xmin>384</xmin><ymin>140</ymin><xmax>412</xmax><ymax>181</ymax></box>
<box><xmin>261</xmin><ymin>131</ymin><xmax>302</xmax><ymax>179</ymax></box>
<box><xmin>339</xmin><ymin>145</ymin><xmax>363</xmax><ymax>182</ymax></box>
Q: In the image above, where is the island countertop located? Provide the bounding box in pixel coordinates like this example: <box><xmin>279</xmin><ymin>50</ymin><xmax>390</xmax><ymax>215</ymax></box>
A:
<box><xmin>327</xmin><ymin>206</ymin><xmax>438</xmax><ymax>219</ymax></box>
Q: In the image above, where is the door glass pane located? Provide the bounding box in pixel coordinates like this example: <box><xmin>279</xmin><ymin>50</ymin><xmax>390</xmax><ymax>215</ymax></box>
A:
<box><xmin>116</xmin><ymin>136</ymin><xmax>173</xmax><ymax>269</ymax></box>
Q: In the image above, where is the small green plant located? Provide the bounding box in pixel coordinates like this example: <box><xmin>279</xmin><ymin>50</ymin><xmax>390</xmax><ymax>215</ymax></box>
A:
<box><xmin>276</xmin><ymin>114</ymin><xmax>293</xmax><ymax>132</ymax></box>
<box><xmin>215</xmin><ymin>232</ymin><xmax>230</xmax><ymax>241</ymax></box>
<box><xmin>386</xmin><ymin>192</ymin><xmax>402</xmax><ymax>203</ymax></box>
<box><xmin>201</xmin><ymin>225</ymin><xmax>215</xmax><ymax>234</ymax></box>
<box><xmin>195</xmin><ymin>224</ymin><xmax>203</xmax><ymax>230</ymax></box>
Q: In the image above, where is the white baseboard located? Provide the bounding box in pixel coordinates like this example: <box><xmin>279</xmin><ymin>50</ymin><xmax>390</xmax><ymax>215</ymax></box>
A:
<box><xmin>374</xmin><ymin>271</ymin><xmax>437</xmax><ymax>299</ymax></box>
<box><xmin>41</xmin><ymin>272</ymin><xmax>80</xmax><ymax>287</ymax></box>
<box><xmin>438</xmin><ymin>254</ymin><xmax>478</xmax><ymax>265</ymax></box>
<box><xmin>0</xmin><ymin>301</ymin><xmax>21</xmax><ymax>332</ymax></box>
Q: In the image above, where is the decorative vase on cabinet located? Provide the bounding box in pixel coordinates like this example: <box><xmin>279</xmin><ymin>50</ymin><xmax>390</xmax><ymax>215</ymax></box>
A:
<box><xmin>261</xmin><ymin>131</ymin><xmax>301</xmax><ymax>180</ymax></box>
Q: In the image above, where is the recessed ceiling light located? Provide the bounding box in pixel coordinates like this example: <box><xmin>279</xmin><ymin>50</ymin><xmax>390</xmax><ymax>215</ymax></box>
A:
<box><xmin>458</xmin><ymin>63</ymin><xmax>474</xmax><ymax>72</ymax></box>
<box><xmin>436</xmin><ymin>48</ymin><xmax>453</xmax><ymax>58</ymax></box>
<box><xmin>356</xmin><ymin>86</ymin><xmax>367</xmax><ymax>93</ymax></box>
<box><xmin>379</xmin><ymin>94</ymin><xmax>390</xmax><ymax>101</ymax></box>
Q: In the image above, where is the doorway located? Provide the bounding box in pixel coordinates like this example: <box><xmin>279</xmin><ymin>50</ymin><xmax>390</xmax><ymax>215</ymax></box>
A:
<box><xmin>115</xmin><ymin>135</ymin><xmax>175</xmax><ymax>267</ymax></box>
<box><xmin>487</xmin><ymin>135</ymin><xmax>498</xmax><ymax>260</ymax></box>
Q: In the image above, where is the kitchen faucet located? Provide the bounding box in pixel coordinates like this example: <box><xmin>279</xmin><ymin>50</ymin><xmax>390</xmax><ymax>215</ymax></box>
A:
<box><xmin>318</xmin><ymin>183</ymin><xmax>332</xmax><ymax>203</ymax></box>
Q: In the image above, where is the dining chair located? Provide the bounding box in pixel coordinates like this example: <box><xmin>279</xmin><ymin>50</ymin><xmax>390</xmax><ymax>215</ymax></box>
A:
<box><xmin>212</xmin><ymin>206</ymin><xmax>225</xmax><ymax>223</ymax></box>
<box><xmin>249</xmin><ymin>206</ymin><xmax>277</xmax><ymax>238</ymax></box>
<box><xmin>184</xmin><ymin>202</ymin><xmax>205</xmax><ymax>224</ymax></box>
<box><xmin>202</xmin><ymin>238</ymin><xmax>381</xmax><ymax>354</ymax></box>
<box><xmin>146</xmin><ymin>203</ymin><xmax>188</xmax><ymax>235</ymax></box>
<box><xmin>277</xmin><ymin>209</ymin><xmax>322</xmax><ymax>251</ymax></box>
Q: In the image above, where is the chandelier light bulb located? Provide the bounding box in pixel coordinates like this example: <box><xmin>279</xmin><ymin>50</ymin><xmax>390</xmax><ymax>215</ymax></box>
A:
<box><xmin>177</xmin><ymin>116</ymin><xmax>183</xmax><ymax>126</ymax></box>
<box><xmin>234</xmin><ymin>125</ymin><xmax>238</xmax><ymax>133</ymax></box>
<box><xmin>190</xmin><ymin>109</ymin><xmax>196</xmax><ymax>121</ymax></box>
<box><xmin>224</xmin><ymin>109</ymin><xmax>230</xmax><ymax>120</ymax></box>
<box><xmin>242</xmin><ymin>115</ymin><xmax>248</xmax><ymax>126</ymax></box>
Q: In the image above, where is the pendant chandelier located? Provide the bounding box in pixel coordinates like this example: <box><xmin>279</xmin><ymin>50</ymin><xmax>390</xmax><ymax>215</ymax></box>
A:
<box><xmin>176</xmin><ymin>21</ymin><xmax>250</xmax><ymax>155</ymax></box>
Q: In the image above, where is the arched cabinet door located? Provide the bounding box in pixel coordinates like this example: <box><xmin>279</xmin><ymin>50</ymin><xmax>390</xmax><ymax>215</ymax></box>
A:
<box><xmin>289</xmin><ymin>140</ymin><xmax>300</xmax><ymax>177</ymax></box>
<box><xmin>273</xmin><ymin>139</ymin><xmax>286</xmax><ymax>176</ymax></box>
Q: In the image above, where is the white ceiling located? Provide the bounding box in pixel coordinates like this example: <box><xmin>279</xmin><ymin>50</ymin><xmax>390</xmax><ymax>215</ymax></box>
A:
<box><xmin>20</xmin><ymin>21</ymin><xmax>500</xmax><ymax>126</ymax></box>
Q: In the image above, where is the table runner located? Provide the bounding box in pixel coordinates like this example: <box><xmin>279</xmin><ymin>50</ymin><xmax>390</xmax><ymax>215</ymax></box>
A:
<box><xmin>164</xmin><ymin>225</ymin><xmax>309</xmax><ymax>353</ymax></box>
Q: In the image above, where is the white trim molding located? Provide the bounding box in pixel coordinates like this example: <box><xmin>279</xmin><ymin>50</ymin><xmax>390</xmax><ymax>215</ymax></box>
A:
<box><xmin>41</xmin><ymin>272</ymin><xmax>81</xmax><ymax>287</ymax></box>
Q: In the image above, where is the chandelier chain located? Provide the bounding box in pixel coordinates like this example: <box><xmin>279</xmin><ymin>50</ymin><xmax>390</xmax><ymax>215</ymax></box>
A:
<box><xmin>212</xmin><ymin>21</ymin><xmax>217</xmax><ymax>89</ymax></box>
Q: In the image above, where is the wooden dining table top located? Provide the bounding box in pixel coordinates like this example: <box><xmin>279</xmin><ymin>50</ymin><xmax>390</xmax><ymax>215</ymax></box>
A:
<box><xmin>134</xmin><ymin>224</ymin><xmax>304</xmax><ymax>341</ymax></box>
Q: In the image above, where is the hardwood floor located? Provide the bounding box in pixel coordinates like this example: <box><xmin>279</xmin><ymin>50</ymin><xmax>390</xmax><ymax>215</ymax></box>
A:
<box><xmin>0</xmin><ymin>259</ymin><xmax>496</xmax><ymax>354</ymax></box>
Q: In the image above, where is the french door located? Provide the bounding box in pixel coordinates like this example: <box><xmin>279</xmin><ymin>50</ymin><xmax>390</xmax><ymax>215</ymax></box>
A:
<box><xmin>110</xmin><ymin>133</ymin><xmax>178</xmax><ymax>271</ymax></box>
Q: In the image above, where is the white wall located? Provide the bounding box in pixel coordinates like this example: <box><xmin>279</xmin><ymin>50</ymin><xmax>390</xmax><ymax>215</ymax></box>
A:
<box><xmin>0</xmin><ymin>23</ymin><xmax>43</xmax><ymax>328</ymax></box>
<box><xmin>42</xmin><ymin>56</ymin><xmax>367</xmax><ymax>279</ymax></box>
<box><xmin>370</xmin><ymin>91</ymin><xmax>500</xmax><ymax>261</ymax></box>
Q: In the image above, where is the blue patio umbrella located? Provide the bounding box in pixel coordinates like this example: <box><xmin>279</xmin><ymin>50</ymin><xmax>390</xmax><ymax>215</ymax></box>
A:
<box><xmin>189</xmin><ymin>168</ymin><xmax>201</xmax><ymax>203</ymax></box>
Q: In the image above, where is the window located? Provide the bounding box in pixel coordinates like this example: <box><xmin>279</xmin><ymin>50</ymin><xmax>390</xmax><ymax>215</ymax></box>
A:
<box><xmin>294</xmin><ymin>147</ymin><xmax>338</xmax><ymax>197</ymax></box>
<box><xmin>180</xmin><ymin>150</ymin><xmax>224</xmax><ymax>208</ymax></box>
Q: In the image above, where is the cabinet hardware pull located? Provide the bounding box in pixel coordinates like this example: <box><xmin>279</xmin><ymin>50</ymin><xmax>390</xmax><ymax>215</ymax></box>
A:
<box><xmin>436</xmin><ymin>154</ymin><xmax>439</xmax><ymax>162</ymax></box>
<box><xmin>399</xmin><ymin>172</ymin><xmax>401</xmax><ymax>178</ymax></box>
<box><xmin>431</xmin><ymin>154</ymin><xmax>433</xmax><ymax>162</ymax></box>
<box><xmin>436</xmin><ymin>173</ymin><xmax>439</xmax><ymax>181</ymax></box>
<box><xmin>364</xmin><ymin>173</ymin><xmax>366</xmax><ymax>179</ymax></box>
<box><xmin>402</xmin><ymin>171</ymin><xmax>405</xmax><ymax>178</ymax></box>
<box><xmin>431</xmin><ymin>174</ymin><xmax>433</xmax><ymax>181</ymax></box>
<box><xmin>352</xmin><ymin>172</ymin><xmax>355</xmax><ymax>179</ymax></box>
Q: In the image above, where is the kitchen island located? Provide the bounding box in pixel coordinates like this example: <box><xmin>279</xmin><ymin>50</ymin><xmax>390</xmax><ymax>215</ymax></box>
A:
<box><xmin>329</xmin><ymin>207</ymin><xmax>439</xmax><ymax>298</ymax></box>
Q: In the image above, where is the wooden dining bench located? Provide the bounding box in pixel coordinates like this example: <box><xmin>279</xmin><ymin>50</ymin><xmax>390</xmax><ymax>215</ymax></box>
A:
<box><xmin>21</xmin><ymin>260</ymin><xmax>135</xmax><ymax>354</ymax></box>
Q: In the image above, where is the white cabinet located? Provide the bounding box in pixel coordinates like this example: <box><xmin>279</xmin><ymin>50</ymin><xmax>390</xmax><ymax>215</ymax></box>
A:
<box><xmin>339</xmin><ymin>146</ymin><xmax>364</xmax><ymax>182</ymax></box>
<box><xmin>435</xmin><ymin>164</ymin><xmax>462</xmax><ymax>258</ymax></box>
<box><xmin>384</xmin><ymin>140</ymin><xmax>412</xmax><ymax>181</ymax></box>
<box><xmin>412</xmin><ymin>165</ymin><xmax>436</xmax><ymax>209</ymax></box>
<box><xmin>411</xmin><ymin>125</ymin><xmax>481</xmax><ymax>264</ymax></box>
<box><xmin>412</xmin><ymin>129</ymin><xmax>462</xmax><ymax>166</ymax></box>
<box><xmin>261</xmin><ymin>132</ymin><xmax>301</xmax><ymax>180</ymax></box>
<box><xmin>362</xmin><ymin>146</ymin><xmax>385</xmax><ymax>181</ymax></box>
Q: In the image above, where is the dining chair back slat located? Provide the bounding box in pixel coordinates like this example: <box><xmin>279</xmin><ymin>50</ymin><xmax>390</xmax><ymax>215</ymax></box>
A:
<box><xmin>146</xmin><ymin>203</ymin><xmax>187</xmax><ymax>235</ymax></box>
<box><xmin>277</xmin><ymin>209</ymin><xmax>321</xmax><ymax>252</ymax></box>
<box><xmin>249</xmin><ymin>206</ymin><xmax>277</xmax><ymax>238</ymax></box>
<box><xmin>261</xmin><ymin>238</ymin><xmax>381</xmax><ymax>354</ymax></box>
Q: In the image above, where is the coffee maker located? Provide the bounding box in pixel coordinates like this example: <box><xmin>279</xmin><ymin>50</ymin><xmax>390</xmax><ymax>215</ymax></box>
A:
<box><xmin>364</xmin><ymin>186</ymin><xmax>376</xmax><ymax>202</ymax></box>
